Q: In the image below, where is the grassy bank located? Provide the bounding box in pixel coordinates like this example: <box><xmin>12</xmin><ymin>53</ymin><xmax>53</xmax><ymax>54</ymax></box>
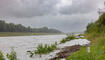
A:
<box><xmin>66</xmin><ymin>13</ymin><xmax>105</xmax><ymax>60</ymax></box>
<box><xmin>67</xmin><ymin>33</ymin><xmax>105</xmax><ymax>60</ymax></box>
<box><xmin>0</xmin><ymin>32</ymin><xmax>63</xmax><ymax>37</ymax></box>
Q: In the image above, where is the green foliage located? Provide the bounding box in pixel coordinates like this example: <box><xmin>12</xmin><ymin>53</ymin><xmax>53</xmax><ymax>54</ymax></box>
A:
<box><xmin>6</xmin><ymin>49</ymin><xmax>17</xmax><ymax>60</ymax></box>
<box><xmin>66</xmin><ymin>47</ymin><xmax>93</xmax><ymax>60</ymax></box>
<box><xmin>0</xmin><ymin>51</ymin><xmax>5</xmax><ymax>60</ymax></box>
<box><xmin>30</xmin><ymin>42</ymin><xmax>57</xmax><ymax>57</ymax></box>
<box><xmin>66</xmin><ymin>35</ymin><xmax>76</xmax><ymax>40</ymax></box>
<box><xmin>60</xmin><ymin>39</ymin><xmax>67</xmax><ymax>43</ymax></box>
<box><xmin>66</xmin><ymin>13</ymin><xmax>105</xmax><ymax>60</ymax></box>
<box><xmin>97</xmin><ymin>13</ymin><xmax>105</xmax><ymax>25</ymax></box>
<box><xmin>86</xmin><ymin>13</ymin><xmax>105</xmax><ymax>34</ymax></box>
<box><xmin>78</xmin><ymin>34</ymin><xmax>83</xmax><ymax>36</ymax></box>
<box><xmin>86</xmin><ymin>23</ymin><xmax>99</xmax><ymax>33</ymax></box>
<box><xmin>60</xmin><ymin>35</ymin><xmax>76</xmax><ymax>44</ymax></box>
<box><xmin>56</xmin><ymin>58</ymin><xmax>60</xmax><ymax>60</ymax></box>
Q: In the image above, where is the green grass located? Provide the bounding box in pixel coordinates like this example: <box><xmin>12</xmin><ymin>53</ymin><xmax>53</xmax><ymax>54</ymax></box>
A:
<box><xmin>66</xmin><ymin>46</ymin><xmax>93</xmax><ymax>60</ymax></box>
<box><xmin>66</xmin><ymin>13</ymin><xmax>105</xmax><ymax>60</ymax></box>
<box><xmin>66</xmin><ymin>34</ymin><xmax>105</xmax><ymax>60</ymax></box>
<box><xmin>30</xmin><ymin>42</ymin><xmax>57</xmax><ymax>57</ymax></box>
<box><xmin>6</xmin><ymin>49</ymin><xmax>17</xmax><ymax>60</ymax></box>
<box><xmin>78</xmin><ymin>34</ymin><xmax>84</xmax><ymax>37</ymax></box>
<box><xmin>60</xmin><ymin>35</ymin><xmax>77</xmax><ymax>44</ymax></box>
<box><xmin>0</xmin><ymin>32</ymin><xmax>63</xmax><ymax>37</ymax></box>
<box><xmin>0</xmin><ymin>51</ymin><xmax>5</xmax><ymax>60</ymax></box>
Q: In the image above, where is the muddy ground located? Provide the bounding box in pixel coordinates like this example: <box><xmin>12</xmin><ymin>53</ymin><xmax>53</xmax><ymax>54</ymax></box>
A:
<box><xmin>50</xmin><ymin>45</ymin><xmax>81</xmax><ymax>60</ymax></box>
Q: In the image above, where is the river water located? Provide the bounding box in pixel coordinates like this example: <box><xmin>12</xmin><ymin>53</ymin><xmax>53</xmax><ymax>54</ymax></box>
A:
<box><xmin>0</xmin><ymin>35</ymin><xmax>90</xmax><ymax>60</ymax></box>
<box><xmin>0</xmin><ymin>35</ymin><xmax>66</xmax><ymax>60</ymax></box>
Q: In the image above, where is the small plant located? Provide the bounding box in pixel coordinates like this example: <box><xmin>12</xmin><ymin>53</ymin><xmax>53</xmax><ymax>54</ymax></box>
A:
<box><xmin>0</xmin><ymin>51</ymin><xmax>5</xmax><ymax>60</ymax></box>
<box><xmin>6</xmin><ymin>49</ymin><xmax>17</xmax><ymax>60</ymax></box>
<box><xmin>30</xmin><ymin>42</ymin><xmax>57</xmax><ymax>57</ymax></box>
<box><xmin>60</xmin><ymin>35</ymin><xmax>76</xmax><ymax>44</ymax></box>
<box><xmin>66</xmin><ymin>35</ymin><xmax>76</xmax><ymax>40</ymax></box>
<box><xmin>78</xmin><ymin>34</ymin><xmax>83</xmax><ymax>36</ymax></box>
<box><xmin>60</xmin><ymin>39</ymin><xmax>67</xmax><ymax>43</ymax></box>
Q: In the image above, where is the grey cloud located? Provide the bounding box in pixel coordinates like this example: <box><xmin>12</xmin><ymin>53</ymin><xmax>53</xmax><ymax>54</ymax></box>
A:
<box><xmin>0</xmin><ymin>0</ymin><xmax>104</xmax><ymax>18</ymax></box>
<box><xmin>3</xmin><ymin>11</ymin><xmax>98</xmax><ymax>32</ymax></box>
<box><xmin>59</xmin><ymin>0</ymin><xmax>104</xmax><ymax>15</ymax></box>
<box><xmin>0</xmin><ymin>0</ymin><xmax>104</xmax><ymax>32</ymax></box>
<box><xmin>0</xmin><ymin>0</ymin><xmax>59</xmax><ymax>18</ymax></box>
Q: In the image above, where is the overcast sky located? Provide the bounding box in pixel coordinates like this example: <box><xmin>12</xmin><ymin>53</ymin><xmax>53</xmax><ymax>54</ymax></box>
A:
<box><xmin>0</xmin><ymin>0</ymin><xmax>105</xmax><ymax>32</ymax></box>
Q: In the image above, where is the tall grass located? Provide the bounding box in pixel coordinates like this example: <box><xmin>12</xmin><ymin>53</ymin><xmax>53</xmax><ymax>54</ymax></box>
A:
<box><xmin>30</xmin><ymin>42</ymin><xmax>57</xmax><ymax>57</ymax></box>
<box><xmin>0</xmin><ymin>51</ymin><xmax>5</xmax><ymax>60</ymax></box>
<box><xmin>66</xmin><ymin>46</ymin><xmax>93</xmax><ymax>60</ymax></box>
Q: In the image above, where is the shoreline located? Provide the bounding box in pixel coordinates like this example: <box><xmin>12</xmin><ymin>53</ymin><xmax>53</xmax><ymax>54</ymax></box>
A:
<box><xmin>50</xmin><ymin>45</ymin><xmax>81</xmax><ymax>60</ymax></box>
<box><xmin>0</xmin><ymin>32</ymin><xmax>64</xmax><ymax>37</ymax></box>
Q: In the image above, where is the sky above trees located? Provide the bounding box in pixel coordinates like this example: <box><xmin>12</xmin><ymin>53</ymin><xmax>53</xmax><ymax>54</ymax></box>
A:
<box><xmin>0</xmin><ymin>0</ymin><xmax>105</xmax><ymax>32</ymax></box>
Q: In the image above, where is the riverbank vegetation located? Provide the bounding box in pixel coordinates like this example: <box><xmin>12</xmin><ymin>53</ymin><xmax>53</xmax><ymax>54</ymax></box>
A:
<box><xmin>0</xmin><ymin>51</ymin><xmax>5</xmax><ymax>60</ymax></box>
<box><xmin>29</xmin><ymin>42</ymin><xmax>57</xmax><ymax>57</ymax></box>
<box><xmin>66</xmin><ymin>13</ymin><xmax>105</xmax><ymax>60</ymax></box>
<box><xmin>6</xmin><ymin>49</ymin><xmax>17</xmax><ymax>60</ymax></box>
<box><xmin>0</xmin><ymin>49</ymin><xmax>17</xmax><ymax>60</ymax></box>
<box><xmin>60</xmin><ymin>35</ymin><xmax>77</xmax><ymax>44</ymax></box>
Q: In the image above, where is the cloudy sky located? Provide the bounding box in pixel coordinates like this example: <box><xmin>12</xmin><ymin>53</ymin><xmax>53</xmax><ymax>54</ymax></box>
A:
<box><xmin>0</xmin><ymin>0</ymin><xmax>105</xmax><ymax>32</ymax></box>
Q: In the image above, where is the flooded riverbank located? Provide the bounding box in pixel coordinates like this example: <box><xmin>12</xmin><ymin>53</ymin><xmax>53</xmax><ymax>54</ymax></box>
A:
<box><xmin>0</xmin><ymin>35</ymin><xmax>90</xmax><ymax>60</ymax></box>
<box><xmin>0</xmin><ymin>35</ymin><xmax>66</xmax><ymax>60</ymax></box>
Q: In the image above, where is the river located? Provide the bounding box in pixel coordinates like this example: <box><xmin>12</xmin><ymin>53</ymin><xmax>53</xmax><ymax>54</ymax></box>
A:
<box><xmin>0</xmin><ymin>35</ymin><xmax>66</xmax><ymax>60</ymax></box>
<box><xmin>0</xmin><ymin>35</ymin><xmax>90</xmax><ymax>60</ymax></box>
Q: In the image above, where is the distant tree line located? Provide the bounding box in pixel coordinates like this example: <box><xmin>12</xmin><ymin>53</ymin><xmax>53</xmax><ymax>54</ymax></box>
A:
<box><xmin>0</xmin><ymin>20</ymin><xmax>62</xmax><ymax>33</ymax></box>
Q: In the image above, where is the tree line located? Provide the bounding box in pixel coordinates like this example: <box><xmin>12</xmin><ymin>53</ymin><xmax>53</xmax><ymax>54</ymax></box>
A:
<box><xmin>0</xmin><ymin>20</ymin><xmax>62</xmax><ymax>33</ymax></box>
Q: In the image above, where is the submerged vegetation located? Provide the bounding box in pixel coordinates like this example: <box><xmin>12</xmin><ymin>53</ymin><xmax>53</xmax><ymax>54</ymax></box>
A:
<box><xmin>60</xmin><ymin>35</ymin><xmax>77</xmax><ymax>43</ymax></box>
<box><xmin>0</xmin><ymin>51</ymin><xmax>5</xmax><ymax>60</ymax></box>
<box><xmin>6</xmin><ymin>49</ymin><xmax>17</xmax><ymax>60</ymax></box>
<box><xmin>66</xmin><ymin>13</ymin><xmax>105</xmax><ymax>60</ymax></box>
<box><xmin>0</xmin><ymin>49</ymin><xmax>17</xmax><ymax>60</ymax></box>
<box><xmin>30</xmin><ymin>42</ymin><xmax>57</xmax><ymax>57</ymax></box>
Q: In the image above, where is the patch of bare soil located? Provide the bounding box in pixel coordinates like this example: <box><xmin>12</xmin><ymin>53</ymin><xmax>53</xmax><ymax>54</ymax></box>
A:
<box><xmin>50</xmin><ymin>45</ymin><xmax>81</xmax><ymax>60</ymax></box>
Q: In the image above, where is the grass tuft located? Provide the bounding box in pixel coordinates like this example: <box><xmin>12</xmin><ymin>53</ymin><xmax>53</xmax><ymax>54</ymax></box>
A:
<box><xmin>30</xmin><ymin>42</ymin><xmax>57</xmax><ymax>57</ymax></box>
<box><xmin>60</xmin><ymin>35</ymin><xmax>76</xmax><ymax>44</ymax></box>
<box><xmin>0</xmin><ymin>51</ymin><xmax>5</xmax><ymax>60</ymax></box>
<box><xmin>6</xmin><ymin>49</ymin><xmax>17</xmax><ymax>60</ymax></box>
